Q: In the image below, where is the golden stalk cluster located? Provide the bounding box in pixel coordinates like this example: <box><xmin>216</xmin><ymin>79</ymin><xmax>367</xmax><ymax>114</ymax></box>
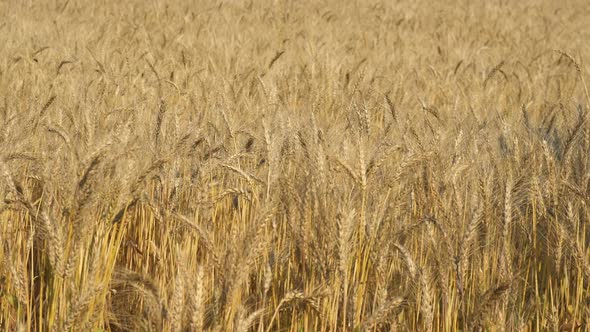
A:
<box><xmin>0</xmin><ymin>0</ymin><xmax>589</xmax><ymax>331</ymax></box>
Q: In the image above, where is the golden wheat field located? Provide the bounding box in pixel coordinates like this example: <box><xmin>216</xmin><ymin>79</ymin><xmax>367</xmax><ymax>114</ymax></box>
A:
<box><xmin>1</xmin><ymin>0</ymin><xmax>590</xmax><ymax>331</ymax></box>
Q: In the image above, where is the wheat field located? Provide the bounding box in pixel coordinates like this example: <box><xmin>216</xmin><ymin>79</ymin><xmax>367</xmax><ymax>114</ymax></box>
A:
<box><xmin>0</xmin><ymin>0</ymin><xmax>589</xmax><ymax>331</ymax></box>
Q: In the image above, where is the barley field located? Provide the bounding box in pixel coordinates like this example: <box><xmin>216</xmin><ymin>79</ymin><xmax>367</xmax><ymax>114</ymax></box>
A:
<box><xmin>1</xmin><ymin>0</ymin><xmax>589</xmax><ymax>331</ymax></box>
